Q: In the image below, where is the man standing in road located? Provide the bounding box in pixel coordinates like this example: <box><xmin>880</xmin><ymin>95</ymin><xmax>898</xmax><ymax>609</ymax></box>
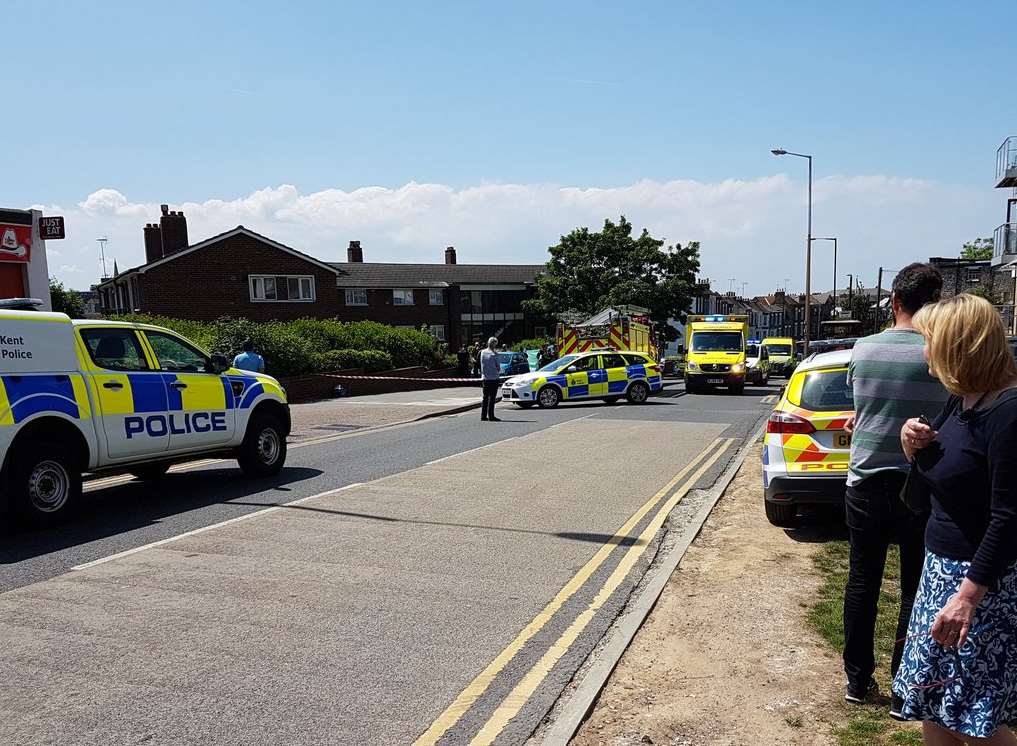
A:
<box><xmin>480</xmin><ymin>336</ymin><xmax>502</xmax><ymax>422</ymax></box>
<box><xmin>842</xmin><ymin>262</ymin><xmax>947</xmax><ymax>714</ymax></box>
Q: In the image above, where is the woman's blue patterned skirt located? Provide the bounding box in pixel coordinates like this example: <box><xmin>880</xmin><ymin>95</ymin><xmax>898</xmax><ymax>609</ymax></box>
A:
<box><xmin>893</xmin><ymin>551</ymin><xmax>1017</xmax><ymax>738</ymax></box>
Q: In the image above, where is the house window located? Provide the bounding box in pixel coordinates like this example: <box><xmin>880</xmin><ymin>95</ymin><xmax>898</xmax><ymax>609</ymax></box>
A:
<box><xmin>250</xmin><ymin>274</ymin><xmax>315</xmax><ymax>302</ymax></box>
<box><xmin>428</xmin><ymin>324</ymin><xmax>446</xmax><ymax>342</ymax></box>
<box><xmin>345</xmin><ymin>288</ymin><xmax>368</xmax><ymax>306</ymax></box>
<box><xmin>393</xmin><ymin>289</ymin><xmax>415</xmax><ymax>306</ymax></box>
<box><xmin>534</xmin><ymin>326</ymin><xmax>548</xmax><ymax>338</ymax></box>
<box><xmin>428</xmin><ymin>288</ymin><xmax>444</xmax><ymax>305</ymax></box>
<box><xmin>966</xmin><ymin>268</ymin><xmax>982</xmax><ymax>284</ymax></box>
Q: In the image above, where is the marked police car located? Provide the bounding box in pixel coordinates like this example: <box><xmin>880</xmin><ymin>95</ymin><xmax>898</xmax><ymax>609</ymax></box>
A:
<box><xmin>501</xmin><ymin>349</ymin><xmax>663</xmax><ymax>408</ymax></box>
<box><xmin>0</xmin><ymin>306</ymin><xmax>290</xmax><ymax>526</ymax></box>
<box><xmin>761</xmin><ymin>349</ymin><xmax>853</xmax><ymax>527</ymax></box>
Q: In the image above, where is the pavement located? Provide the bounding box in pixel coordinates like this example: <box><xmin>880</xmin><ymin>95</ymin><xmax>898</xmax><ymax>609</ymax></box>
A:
<box><xmin>289</xmin><ymin>386</ymin><xmax>485</xmax><ymax>441</ymax></box>
<box><xmin>1</xmin><ymin>381</ymin><xmax>776</xmax><ymax>746</ymax></box>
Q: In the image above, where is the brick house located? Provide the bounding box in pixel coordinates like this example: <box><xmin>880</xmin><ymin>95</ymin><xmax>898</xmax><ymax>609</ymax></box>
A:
<box><xmin>98</xmin><ymin>206</ymin><xmax>547</xmax><ymax>349</ymax></box>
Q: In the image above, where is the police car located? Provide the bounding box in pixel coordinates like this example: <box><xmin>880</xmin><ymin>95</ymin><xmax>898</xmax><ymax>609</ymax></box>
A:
<box><xmin>0</xmin><ymin>305</ymin><xmax>290</xmax><ymax>526</ymax></box>
<box><xmin>501</xmin><ymin>349</ymin><xmax>662</xmax><ymax>408</ymax></box>
<box><xmin>762</xmin><ymin>349</ymin><xmax>853</xmax><ymax>527</ymax></box>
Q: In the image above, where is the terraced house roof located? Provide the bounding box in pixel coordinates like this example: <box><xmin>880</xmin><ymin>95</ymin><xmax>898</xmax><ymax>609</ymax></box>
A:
<box><xmin>329</xmin><ymin>262</ymin><xmax>544</xmax><ymax>288</ymax></box>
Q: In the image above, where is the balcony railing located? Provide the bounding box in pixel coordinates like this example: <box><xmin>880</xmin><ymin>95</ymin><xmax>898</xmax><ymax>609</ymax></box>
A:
<box><xmin>997</xmin><ymin>136</ymin><xmax>1017</xmax><ymax>188</ymax></box>
<box><xmin>993</xmin><ymin>223</ymin><xmax>1017</xmax><ymax>266</ymax></box>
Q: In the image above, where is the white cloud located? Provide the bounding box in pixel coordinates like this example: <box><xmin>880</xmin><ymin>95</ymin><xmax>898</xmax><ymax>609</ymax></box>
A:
<box><xmin>38</xmin><ymin>175</ymin><xmax>997</xmax><ymax>296</ymax></box>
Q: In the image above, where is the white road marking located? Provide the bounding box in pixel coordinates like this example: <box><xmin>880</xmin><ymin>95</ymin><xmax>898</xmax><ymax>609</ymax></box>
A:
<box><xmin>72</xmin><ymin>483</ymin><xmax>364</xmax><ymax>570</ymax></box>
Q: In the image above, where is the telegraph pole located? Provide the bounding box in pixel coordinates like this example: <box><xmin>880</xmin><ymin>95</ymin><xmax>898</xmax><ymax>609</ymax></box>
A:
<box><xmin>875</xmin><ymin>267</ymin><xmax>884</xmax><ymax>333</ymax></box>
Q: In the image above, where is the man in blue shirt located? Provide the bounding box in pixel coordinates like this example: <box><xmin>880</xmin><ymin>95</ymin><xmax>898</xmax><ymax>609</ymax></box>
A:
<box><xmin>232</xmin><ymin>339</ymin><xmax>265</xmax><ymax>373</ymax></box>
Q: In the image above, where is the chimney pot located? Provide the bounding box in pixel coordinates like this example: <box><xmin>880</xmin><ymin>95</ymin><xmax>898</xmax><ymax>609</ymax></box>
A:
<box><xmin>159</xmin><ymin>206</ymin><xmax>189</xmax><ymax>257</ymax></box>
<box><xmin>347</xmin><ymin>240</ymin><xmax>364</xmax><ymax>263</ymax></box>
<box><xmin>444</xmin><ymin>246</ymin><xmax>457</xmax><ymax>265</ymax></box>
<box><xmin>160</xmin><ymin>204</ymin><xmax>169</xmax><ymax>216</ymax></box>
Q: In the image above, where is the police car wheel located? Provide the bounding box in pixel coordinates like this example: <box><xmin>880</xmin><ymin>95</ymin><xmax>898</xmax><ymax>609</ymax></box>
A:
<box><xmin>536</xmin><ymin>386</ymin><xmax>561</xmax><ymax>408</ymax></box>
<box><xmin>765</xmin><ymin>501</ymin><xmax>797</xmax><ymax>528</ymax></box>
<box><xmin>130</xmin><ymin>463</ymin><xmax>171</xmax><ymax>482</ymax></box>
<box><xmin>626</xmin><ymin>381</ymin><xmax>650</xmax><ymax>404</ymax></box>
<box><xmin>12</xmin><ymin>444</ymin><xmax>81</xmax><ymax>525</ymax></box>
<box><xmin>238</xmin><ymin>414</ymin><xmax>287</xmax><ymax>477</ymax></box>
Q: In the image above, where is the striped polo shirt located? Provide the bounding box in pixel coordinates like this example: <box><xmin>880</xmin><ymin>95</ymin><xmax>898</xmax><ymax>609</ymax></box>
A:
<box><xmin>846</xmin><ymin>328</ymin><xmax>948</xmax><ymax>486</ymax></box>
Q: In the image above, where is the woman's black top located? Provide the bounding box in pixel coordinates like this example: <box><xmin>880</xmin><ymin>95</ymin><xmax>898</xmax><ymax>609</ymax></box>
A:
<box><xmin>917</xmin><ymin>390</ymin><xmax>1017</xmax><ymax>587</ymax></box>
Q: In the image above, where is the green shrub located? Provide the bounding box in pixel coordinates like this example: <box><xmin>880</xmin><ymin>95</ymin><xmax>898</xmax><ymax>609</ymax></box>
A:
<box><xmin>512</xmin><ymin>337</ymin><xmax>553</xmax><ymax>352</ymax></box>
<box><xmin>107</xmin><ymin>314</ymin><xmax>436</xmax><ymax>376</ymax></box>
<box><xmin>316</xmin><ymin>349</ymin><xmax>393</xmax><ymax>373</ymax></box>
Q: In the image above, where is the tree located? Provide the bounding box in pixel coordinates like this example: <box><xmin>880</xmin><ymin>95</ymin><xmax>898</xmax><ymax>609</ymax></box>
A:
<box><xmin>49</xmin><ymin>277</ymin><xmax>86</xmax><ymax>318</ymax></box>
<box><xmin>961</xmin><ymin>237</ymin><xmax>993</xmax><ymax>261</ymax></box>
<box><xmin>523</xmin><ymin>217</ymin><xmax>701</xmax><ymax>340</ymax></box>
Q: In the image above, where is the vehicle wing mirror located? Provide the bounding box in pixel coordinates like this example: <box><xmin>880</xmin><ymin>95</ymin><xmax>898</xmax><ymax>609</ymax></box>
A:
<box><xmin>209</xmin><ymin>353</ymin><xmax>230</xmax><ymax>374</ymax></box>
<box><xmin>566</xmin><ymin>365</ymin><xmax>579</xmax><ymax>373</ymax></box>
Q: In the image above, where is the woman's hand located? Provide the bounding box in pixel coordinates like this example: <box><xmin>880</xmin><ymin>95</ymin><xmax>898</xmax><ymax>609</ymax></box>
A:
<box><xmin>931</xmin><ymin>580</ymin><xmax>986</xmax><ymax>648</ymax></box>
<box><xmin>844</xmin><ymin>416</ymin><xmax>855</xmax><ymax>435</ymax></box>
<box><xmin>901</xmin><ymin>417</ymin><xmax>936</xmax><ymax>461</ymax></box>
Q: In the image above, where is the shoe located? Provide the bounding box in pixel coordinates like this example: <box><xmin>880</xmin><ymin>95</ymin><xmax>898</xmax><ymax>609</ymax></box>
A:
<box><xmin>481</xmin><ymin>417</ymin><xmax>488</xmax><ymax>421</ymax></box>
<box><xmin>889</xmin><ymin>693</ymin><xmax>906</xmax><ymax>721</ymax></box>
<box><xmin>845</xmin><ymin>677</ymin><xmax>876</xmax><ymax>704</ymax></box>
<box><xmin>490</xmin><ymin>417</ymin><xmax>501</xmax><ymax>422</ymax></box>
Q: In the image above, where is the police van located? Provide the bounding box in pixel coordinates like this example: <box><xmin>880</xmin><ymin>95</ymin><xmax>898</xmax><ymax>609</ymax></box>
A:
<box><xmin>0</xmin><ymin>304</ymin><xmax>290</xmax><ymax>526</ymax></box>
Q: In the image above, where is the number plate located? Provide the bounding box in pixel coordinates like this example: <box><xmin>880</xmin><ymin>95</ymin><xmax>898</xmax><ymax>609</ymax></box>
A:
<box><xmin>835</xmin><ymin>432</ymin><xmax>851</xmax><ymax>448</ymax></box>
<box><xmin>707</xmin><ymin>378</ymin><xmax>725</xmax><ymax>384</ymax></box>
<box><xmin>502</xmin><ymin>388</ymin><xmax>512</xmax><ymax>397</ymax></box>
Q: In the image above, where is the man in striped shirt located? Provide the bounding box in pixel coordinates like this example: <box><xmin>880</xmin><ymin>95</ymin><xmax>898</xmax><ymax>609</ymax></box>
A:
<box><xmin>842</xmin><ymin>262</ymin><xmax>947</xmax><ymax>713</ymax></box>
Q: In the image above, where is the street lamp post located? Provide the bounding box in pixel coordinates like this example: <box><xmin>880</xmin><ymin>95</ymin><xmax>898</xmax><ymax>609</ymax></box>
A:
<box><xmin>812</xmin><ymin>236</ymin><xmax>838</xmax><ymax>313</ymax></box>
<box><xmin>772</xmin><ymin>148</ymin><xmax>813</xmax><ymax>352</ymax></box>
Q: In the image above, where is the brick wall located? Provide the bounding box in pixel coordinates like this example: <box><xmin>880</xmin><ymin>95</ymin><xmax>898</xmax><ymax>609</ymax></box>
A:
<box><xmin>138</xmin><ymin>233</ymin><xmax>341</xmax><ymax>321</ymax></box>
<box><xmin>337</xmin><ymin>287</ymin><xmax>452</xmax><ymax>330</ymax></box>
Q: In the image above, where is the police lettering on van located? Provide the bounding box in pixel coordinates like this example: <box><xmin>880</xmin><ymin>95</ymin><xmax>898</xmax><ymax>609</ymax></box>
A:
<box><xmin>0</xmin><ymin>310</ymin><xmax>291</xmax><ymax>526</ymax></box>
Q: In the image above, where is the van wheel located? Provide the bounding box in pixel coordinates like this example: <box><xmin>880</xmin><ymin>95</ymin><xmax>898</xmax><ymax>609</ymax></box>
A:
<box><xmin>537</xmin><ymin>386</ymin><xmax>561</xmax><ymax>408</ymax></box>
<box><xmin>11</xmin><ymin>442</ymin><xmax>82</xmax><ymax>527</ymax></box>
<box><xmin>765</xmin><ymin>501</ymin><xmax>797</xmax><ymax>528</ymax></box>
<box><xmin>238</xmin><ymin>414</ymin><xmax>287</xmax><ymax>477</ymax></box>
<box><xmin>627</xmin><ymin>381</ymin><xmax>650</xmax><ymax>403</ymax></box>
<box><xmin>130</xmin><ymin>463</ymin><xmax>171</xmax><ymax>482</ymax></box>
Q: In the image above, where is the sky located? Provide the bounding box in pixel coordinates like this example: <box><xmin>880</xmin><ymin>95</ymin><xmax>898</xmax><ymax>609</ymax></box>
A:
<box><xmin>6</xmin><ymin>0</ymin><xmax>1015</xmax><ymax>295</ymax></box>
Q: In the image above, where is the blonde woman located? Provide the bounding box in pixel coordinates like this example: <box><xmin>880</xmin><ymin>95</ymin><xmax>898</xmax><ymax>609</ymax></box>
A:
<box><xmin>896</xmin><ymin>294</ymin><xmax>1017</xmax><ymax>745</ymax></box>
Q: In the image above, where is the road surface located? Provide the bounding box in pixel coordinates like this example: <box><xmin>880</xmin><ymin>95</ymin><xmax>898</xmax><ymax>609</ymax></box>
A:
<box><xmin>1</xmin><ymin>382</ymin><xmax>777</xmax><ymax>746</ymax></box>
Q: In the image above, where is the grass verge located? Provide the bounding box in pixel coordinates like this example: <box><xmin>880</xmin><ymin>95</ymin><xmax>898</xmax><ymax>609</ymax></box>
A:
<box><xmin>807</xmin><ymin>541</ymin><xmax>923</xmax><ymax>746</ymax></box>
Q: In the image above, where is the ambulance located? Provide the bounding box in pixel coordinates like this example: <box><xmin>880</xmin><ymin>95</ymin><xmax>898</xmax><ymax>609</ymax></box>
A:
<box><xmin>683</xmin><ymin>315</ymin><xmax>749</xmax><ymax>394</ymax></box>
<box><xmin>761</xmin><ymin>336</ymin><xmax>796</xmax><ymax>377</ymax></box>
<box><xmin>0</xmin><ymin>304</ymin><xmax>290</xmax><ymax>526</ymax></box>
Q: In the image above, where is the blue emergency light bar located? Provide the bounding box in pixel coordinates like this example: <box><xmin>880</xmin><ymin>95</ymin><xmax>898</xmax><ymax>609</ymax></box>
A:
<box><xmin>705</xmin><ymin>315</ymin><xmax>726</xmax><ymax>322</ymax></box>
<box><xmin>747</xmin><ymin>338</ymin><xmax>762</xmax><ymax>344</ymax></box>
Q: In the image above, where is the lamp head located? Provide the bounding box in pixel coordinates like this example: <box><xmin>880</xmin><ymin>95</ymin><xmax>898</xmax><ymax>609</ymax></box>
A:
<box><xmin>771</xmin><ymin>148</ymin><xmax>787</xmax><ymax>156</ymax></box>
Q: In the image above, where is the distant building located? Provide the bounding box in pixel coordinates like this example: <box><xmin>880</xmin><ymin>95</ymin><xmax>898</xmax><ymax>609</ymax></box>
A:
<box><xmin>97</xmin><ymin>205</ymin><xmax>547</xmax><ymax>349</ymax></box>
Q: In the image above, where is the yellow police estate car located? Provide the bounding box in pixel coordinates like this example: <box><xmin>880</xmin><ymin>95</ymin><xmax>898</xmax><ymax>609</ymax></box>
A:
<box><xmin>501</xmin><ymin>349</ymin><xmax>663</xmax><ymax>408</ymax></box>
<box><xmin>762</xmin><ymin>348</ymin><xmax>853</xmax><ymax>527</ymax></box>
<box><xmin>0</xmin><ymin>306</ymin><xmax>290</xmax><ymax>526</ymax></box>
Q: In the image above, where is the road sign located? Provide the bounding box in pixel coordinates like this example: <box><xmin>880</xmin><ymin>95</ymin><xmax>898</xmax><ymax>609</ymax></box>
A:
<box><xmin>39</xmin><ymin>216</ymin><xmax>65</xmax><ymax>240</ymax></box>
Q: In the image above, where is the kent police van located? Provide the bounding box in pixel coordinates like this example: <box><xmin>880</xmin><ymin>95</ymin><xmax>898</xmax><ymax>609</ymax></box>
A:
<box><xmin>0</xmin><ymin>304</ymin><xmax>290</xmax><ymax>526</ymax></box>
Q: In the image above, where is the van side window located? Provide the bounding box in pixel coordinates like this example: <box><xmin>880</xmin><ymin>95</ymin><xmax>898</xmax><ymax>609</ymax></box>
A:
<box><xmin>80</xmin><ymin>329</ymin><xmax>151</xmax><ymax>371</ymax></box>
<box><xmin>145</xmin><ymin>332</ymin><xmax>210</xmax><ymax>373</ymax></box>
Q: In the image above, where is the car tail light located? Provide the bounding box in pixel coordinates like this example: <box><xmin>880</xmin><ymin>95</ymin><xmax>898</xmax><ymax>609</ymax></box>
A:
<box><xmin>647</xmin><ymin>364</ymin><xmax>660</xmax><ymax>374</ymax></box>
<box><xmin>767</xmin><ymin>410</ymin><xmax>816</xmax><ymax>435</ymax></box>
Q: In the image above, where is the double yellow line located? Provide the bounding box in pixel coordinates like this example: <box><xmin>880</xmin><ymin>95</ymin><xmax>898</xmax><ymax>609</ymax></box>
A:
<box><xmin>414</xmin><ymin>436</ymin><xmax>735</xmax><ymax>746</ymax></box>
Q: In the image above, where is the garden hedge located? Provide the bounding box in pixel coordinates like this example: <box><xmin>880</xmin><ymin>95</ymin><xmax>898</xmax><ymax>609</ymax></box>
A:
<box><xmin>112</xmin><ymin>315</ymin><xmax>437</xmax><ymax>377</ymax></box>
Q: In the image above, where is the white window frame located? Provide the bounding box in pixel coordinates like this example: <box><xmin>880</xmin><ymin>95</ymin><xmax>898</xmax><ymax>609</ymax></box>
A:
<box><xmin>250</xmin><ymin>274</ymin><xmax>315</xmax><ymax>303</ymax></box>
<box><xmin>392</xmin><ymin>289</ymin><xmax>415</xmax><ymax>306</ymax></box>
<box><xmin>345</xmin><ymin>288</ymin><xmax>368</xmax><ymax>306</ymax></box>
<box><xmin>428</xmin><ymin>288</ymin><xmax>444</xmax><ymax>306</ymax></box>
<box><xmin>428</xmin><ymin>324</ymin><xmax>446</xmax><ymax>342</ymax></box>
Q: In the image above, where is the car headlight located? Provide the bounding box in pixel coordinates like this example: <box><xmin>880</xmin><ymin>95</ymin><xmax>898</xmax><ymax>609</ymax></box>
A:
<box><xmin>731</xmin><ymin>363</ymin><xmax>745</xmax><ymax>373</ymax></box>
<box><xmin>687</xmin><ymin>361</ymin><xmax>699</xmax><ymax>371</ymax></box>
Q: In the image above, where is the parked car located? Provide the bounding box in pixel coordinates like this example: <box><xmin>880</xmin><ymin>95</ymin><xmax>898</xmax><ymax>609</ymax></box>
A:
<box><xmin>498</xmin><ymin>351</ymin><xmax>531</xmax><ymax>378</ymax></box>
<box><xmin>761</xmin><ymin>349</ymin><xmax>853</xmax><ymax>527</ymax></box>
